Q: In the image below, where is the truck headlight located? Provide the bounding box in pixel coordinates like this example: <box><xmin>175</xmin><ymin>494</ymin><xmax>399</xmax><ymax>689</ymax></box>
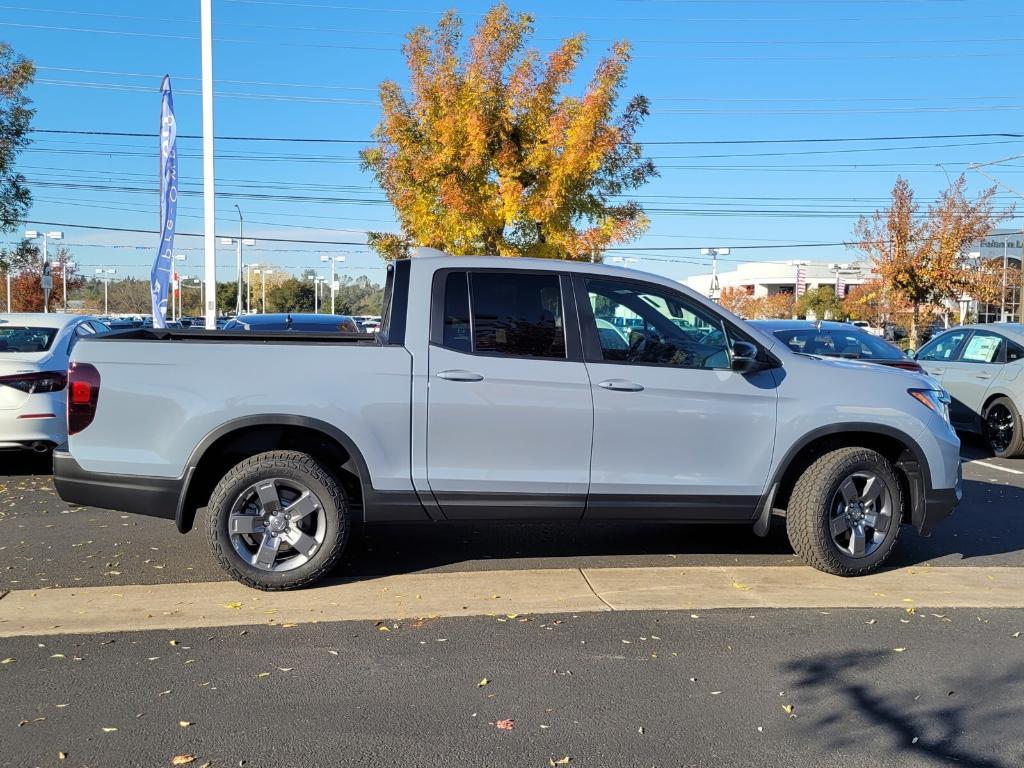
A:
<box><xmin>909</xmin><ymin>388</ymin><xmax>951</xmax><ymax>426</ymax></box>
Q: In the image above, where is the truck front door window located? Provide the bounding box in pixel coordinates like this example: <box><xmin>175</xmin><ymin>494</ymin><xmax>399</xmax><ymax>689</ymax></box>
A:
<box><xmin>586</xmin><ymin>278</ymin><xmax>730</xmax><ymax>369</ymax></box>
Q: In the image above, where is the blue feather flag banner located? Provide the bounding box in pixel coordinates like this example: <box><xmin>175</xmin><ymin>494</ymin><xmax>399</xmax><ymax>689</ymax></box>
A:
<box><xmin>151</xmin><ymin>75</ymin><xmax>177</xmax><ymax>328</ymax></box>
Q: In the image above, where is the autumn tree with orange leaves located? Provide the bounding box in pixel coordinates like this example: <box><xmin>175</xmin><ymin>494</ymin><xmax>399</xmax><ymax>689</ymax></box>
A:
<box><xmin>852</xmin><ymin>175</ymin><xmax>1011</xmax><ymax>349</ymax></box>
<box><xmin>361</xmin><ymin>4</ymin><xmax>656</xmax><ymax>261</ymax></box>
<box><xmin>719</xmin><ymin>286</ymin><xmax>794</xmax><ymax>319</ymax></box>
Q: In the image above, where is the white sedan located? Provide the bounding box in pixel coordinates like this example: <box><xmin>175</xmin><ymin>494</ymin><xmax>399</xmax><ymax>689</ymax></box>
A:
<box><xmin>0</xmin><ymin>313</ymin><xmax>110</xmax><ymax>452</ymax></box>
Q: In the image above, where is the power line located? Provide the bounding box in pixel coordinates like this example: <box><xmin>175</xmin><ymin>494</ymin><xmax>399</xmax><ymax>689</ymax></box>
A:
<box><xmin>31</xmin><ymin>127</ymin><xmax>1024</xmax><ymax>146</ymax></box>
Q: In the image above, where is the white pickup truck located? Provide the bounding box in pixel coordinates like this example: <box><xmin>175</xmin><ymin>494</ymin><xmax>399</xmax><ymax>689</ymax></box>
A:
<box><xmin>54</xmin><ymin>255</ymin><xmax>961</xmax><ymax>590</ymax></box>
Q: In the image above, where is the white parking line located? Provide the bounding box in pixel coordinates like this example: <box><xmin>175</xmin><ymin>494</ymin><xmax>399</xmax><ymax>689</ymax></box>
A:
<box><xmin>961</xmin><ymin>457</ymin><xmax>1024</xmax><ymax>475</ymax></box>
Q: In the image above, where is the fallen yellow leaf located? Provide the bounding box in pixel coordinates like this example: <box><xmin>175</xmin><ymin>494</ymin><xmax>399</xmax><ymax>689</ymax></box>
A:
<box><xmin>478</xmin><ymin>678</ymin><xmax>489</xmax><ymax>687</ymax></box>
<box><xmin>893</xmin><ymin>647</ymin><xmax>907</xmax><ymax>653</ymax></box>
<box><xmin>1</xmin><ymin>658</ymin><xmax>15</xmax><ymax>664</ymax></box>
<box><xmin>782</xmin><ymin>705</ymin><xmax>795</xmax><ymax>715</ymax></box>
<box><xmin>221</xmin><ymin>602</ymin><xmax>242</xmax><ymax>610</ymax></box>
<box><xmin>549</xmin><ymin>758</ymin><xmax>571</xmax><ymax>766</ymax></box>
<box><xmin>171</xmin><ymin>756</ymin><xmax>195</xmax><ymax>766</ymax></box>
<box><xmin>178</xmin><ymin>721</ymin><xmax>192</xmax><ymax>728</ymax></box>
<box><xmin>257</xmin><ymin>672</ymin><xmax>271</xmax><ymax>678</ymax></box>
<box><xmin>101</xmin><ymin>727</ymin><xmax>118</xmax><ymax>733</ymax></box>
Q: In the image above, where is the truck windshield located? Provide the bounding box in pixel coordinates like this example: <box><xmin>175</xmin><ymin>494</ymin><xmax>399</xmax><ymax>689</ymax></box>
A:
<box><xmin>0</xmin><ymin>327</ymin><xmax>59</xmax><ymax>353</ymax></box>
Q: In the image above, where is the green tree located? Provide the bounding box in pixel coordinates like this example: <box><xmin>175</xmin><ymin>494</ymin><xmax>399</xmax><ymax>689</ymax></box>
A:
<box><xmin>0</xmin><ymin>43</ymin><xmax>33</xmax><ymax>236</ymax></box>
<box><xmin>216</xmin><ymin>281</ymin><xmax>239</xmax><ymax>315</ymax></box>
<box><xmin>266</xmin><ymin>278</ymin><xmax>315</xmax><ymax>313</ymax></box>
<box><xmin>795</xmin><ymin>286</ymin><xmax>843</xmax><ymax>320</ymax></box>
<box><xmin>361</xmin><ymin>3</ymin><xmax>656</xmax><ymax>261</ymax></box>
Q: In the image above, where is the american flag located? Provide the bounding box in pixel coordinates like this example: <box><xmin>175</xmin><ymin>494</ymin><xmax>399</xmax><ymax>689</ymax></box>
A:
<box><xmin>836</xmin><ymin>275</ymin><xmax>846</xmax><ymax>298</ymax></box>
<box><xmin>796</xmin><ymin>264</ymin><xmax>807</xmax><ymax>297</ymax></box>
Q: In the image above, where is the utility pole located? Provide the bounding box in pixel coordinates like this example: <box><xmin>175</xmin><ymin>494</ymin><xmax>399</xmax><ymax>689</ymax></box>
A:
<box><xmin>320</xmin><ymin>255</ymin><xmax>346</xmax><ymax>314</ymax></box>
<box><xmin>200</xmin><ymin>0</ymin><xmax>217</xmax><ymax>329</ymax></box>
<box><xmin>95</xmin><ymin>268</ymin><xmax>116</xmax><ymax>315</ymax></box>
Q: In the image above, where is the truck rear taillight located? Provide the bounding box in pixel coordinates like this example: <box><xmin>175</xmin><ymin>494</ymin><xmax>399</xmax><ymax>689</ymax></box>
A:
<box><xmin>0</xmin><ymin>370</ymin><xmax>67</xmax><ymax>394</ymax></box>
<box><xmin>67</xmin><ymin>362</ymin><xmax>101</xmax><ymax>435</ymax></box>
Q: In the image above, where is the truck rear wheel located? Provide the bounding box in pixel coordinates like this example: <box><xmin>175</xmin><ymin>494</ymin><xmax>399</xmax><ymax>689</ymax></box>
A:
<box><xmin>206</xmin><ymin>450</ymin><xmax>350</xmax><ymax>590</ymax></box>
<box><xmin>786</xmin><ymin>447</ymin><xmax>903</xmax><ymax>576</ymax></box>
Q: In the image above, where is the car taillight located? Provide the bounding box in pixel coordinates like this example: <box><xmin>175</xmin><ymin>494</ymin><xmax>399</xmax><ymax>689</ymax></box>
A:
<box><xmin>0</xmin><ymin>370</ymin><xmax>67</xmax><ymax>394</ymax></box>
<box><xmin>67</xmin><ymin>362</ymin><xmax>101</xmax><ymax>435</ymax></box>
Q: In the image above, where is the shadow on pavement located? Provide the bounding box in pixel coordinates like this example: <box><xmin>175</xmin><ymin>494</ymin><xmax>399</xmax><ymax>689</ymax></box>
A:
<box><xmin>785</xmin><ymin>651</ymin><xmax>1024</xmax><ymax>768</ymax></box>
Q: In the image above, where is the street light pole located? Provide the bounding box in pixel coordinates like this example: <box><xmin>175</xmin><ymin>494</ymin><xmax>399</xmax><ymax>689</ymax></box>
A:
<box><xmin>200</xmin><ymin>0</ymin><xmax>217</xmax><ymax>330</ymax></box>
<box><xmin>24</xmin><ymin>230</ymin><xmax>63</xmax><ymax>312</ymax></box>
<box><xmin>700</xmin><ymin>247</ymin><xmax>729</xmax><ymax>301</ymax></box>
<box><xmin>58</xmin><ymin>258</ymin><xmax>76</xmax><ymax>312</ymax></box>
<box><xmin>95</xmin><ymin>268</ymin><xmax>116</xmax><ymax>315</ymax></box>
<box><xmin>320</xmin><ymin>255</ymin><xmax>346</xmax><ymax>314</ymax></box>
<box><xmin>244</xmin><ymin>263</ymin><xmax>252</xmax><ymax>313</ymax></box>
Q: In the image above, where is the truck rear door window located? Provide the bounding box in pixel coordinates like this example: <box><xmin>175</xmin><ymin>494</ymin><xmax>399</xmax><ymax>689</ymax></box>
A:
<box><xmin>470</xmin><ymin>273</ymin><xmax>566</xmax><ymax>359</ymax></box>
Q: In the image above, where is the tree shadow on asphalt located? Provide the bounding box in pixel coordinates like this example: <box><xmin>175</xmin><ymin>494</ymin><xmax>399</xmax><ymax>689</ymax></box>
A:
<box><xmin>784</xmin><ymin>652</ymin><xmax>1024</xmax><ymax>768</ymax></box>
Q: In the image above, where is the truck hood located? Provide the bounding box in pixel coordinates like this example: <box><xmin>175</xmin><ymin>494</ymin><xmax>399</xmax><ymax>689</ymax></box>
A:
<box><xmin>797</xmin><ymin>352</ymin><xmax>938</xmax><ymax>389</ymax></box>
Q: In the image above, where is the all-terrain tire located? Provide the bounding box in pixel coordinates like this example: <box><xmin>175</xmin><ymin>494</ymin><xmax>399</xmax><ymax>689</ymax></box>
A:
<box><xmin>206</xmin><ymin>450</ymin><xmax>349</xmax><ymax>590</ymax></box>
<box><xmin>786</xmin><ymin>447</ymin><xmax>903</xmax><ymax>576</ymax></box>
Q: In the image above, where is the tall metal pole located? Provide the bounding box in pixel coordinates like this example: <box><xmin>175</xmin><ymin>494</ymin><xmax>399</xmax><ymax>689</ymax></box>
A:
<box><xmin>103</xmin><ymin>276</ymin><xmax>109</xmax><ymax>315</ymax></box>
<box><xmin>235</xmin><ymin>204</ymin><xmax>243</xmax><ymax>316</ymax></box>
<box><xmin>62</xmin><ymin>260</ymin><xmax>67</xmax><ymax>312</ymax></box>
<box><xmin>200</xmin><ymin>0</ymin><xmax>217</xmax><ymax>329</ymax></box>
<box><xmin>245</xmin><ymin>264</ymin><xmax>251</xmax><ymax>313</ymax></box>
<box><xmin>999</xmin><ymin>240</ymin><xmax>1007</xmax><ymax>325</ymax></box>
<box><xmin>5</xmin><ymin>270</ymin><xmax>10</xmax><ymax>312</ymax></box>
<box><xmin>41</xmin><ymin>231</ymin><xmax>47</xmax><ymax>313</ymax></box>
<box><xmin>331</xmin><ymin>259</ymin><xmax>336</xmax><ymax>314</ymax></box>
<box><xmin>261</xmin><ymin>270</ymin><xmax>267</xmax><ymax>313</ymax></box>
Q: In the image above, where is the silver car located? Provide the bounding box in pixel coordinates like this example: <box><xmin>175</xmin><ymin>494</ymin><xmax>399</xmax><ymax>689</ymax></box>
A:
<box><xmin>913</xmin><ymin>323</ymin><xmax>1024</xmax><ymax>457</ymax></box>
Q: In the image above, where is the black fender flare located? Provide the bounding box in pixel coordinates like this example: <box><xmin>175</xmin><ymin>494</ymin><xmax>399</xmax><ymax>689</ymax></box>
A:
<box><xmin>175</xmin><ymin>414</ymin><xmax>373</xmax><ymax>532</ymax></box>
<box><xmin>752</xmin><ymin>422</ymin><xmax>935</xmax><ymax>536</ymax></box>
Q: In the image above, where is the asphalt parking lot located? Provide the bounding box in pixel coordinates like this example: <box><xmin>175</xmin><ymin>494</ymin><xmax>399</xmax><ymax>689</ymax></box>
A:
<box><xmin>2</xmin><ymin>440</ymin><xmax>1024</xmax><ymax>767</ymax></box>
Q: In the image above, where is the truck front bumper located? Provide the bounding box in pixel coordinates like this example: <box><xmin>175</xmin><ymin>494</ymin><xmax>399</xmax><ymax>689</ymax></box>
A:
<box><xmin>53</xmin><ymin>448</ymin><xmax>183</xmax><ymax>522</ymax></box>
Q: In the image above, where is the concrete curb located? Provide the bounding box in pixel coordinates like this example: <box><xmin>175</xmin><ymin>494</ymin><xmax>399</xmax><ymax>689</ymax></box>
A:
<box><xmin>1</xmin><ymin>565</ymin><xmax>1021</xmax><ymax>638</ymax></box>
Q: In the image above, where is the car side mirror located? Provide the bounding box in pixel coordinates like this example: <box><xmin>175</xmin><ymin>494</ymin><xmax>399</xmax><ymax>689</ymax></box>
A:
<box><xmin>731</xmin><ymin>341</ymin><xmax>762</xmax><ymax>374</ymax></box>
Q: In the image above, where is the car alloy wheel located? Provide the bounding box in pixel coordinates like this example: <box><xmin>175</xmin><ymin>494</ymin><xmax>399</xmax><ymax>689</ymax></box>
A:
<box><xmin>227</xmin><ymin>477</ymin><xmax>327</xmax><ymax>572</ymax></box>
<box><xmin>828</xmin><ymin>471</ymin><xmax>893</xmax><ymax>559</ymax></box>
<box><xmin>986</xmin><ymin>403</ymin><xmax>1014</xmax><ymax>455</ymax></box>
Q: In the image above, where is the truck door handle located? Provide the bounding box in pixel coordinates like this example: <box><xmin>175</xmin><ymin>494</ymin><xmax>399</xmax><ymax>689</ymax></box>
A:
<box><xmin>437</xmin><ymin>369</ymin><xmax>484</xmax><ymax>382</ymax></box>
<box><xmin>598</xmin><ymin>379</ymin><xmax>645</xmax><ymax>392</ymax></box>
<box><xmin>976</xmin><ymin>373</ymin><xmax>992</xmax><ymax>380</ymax></box>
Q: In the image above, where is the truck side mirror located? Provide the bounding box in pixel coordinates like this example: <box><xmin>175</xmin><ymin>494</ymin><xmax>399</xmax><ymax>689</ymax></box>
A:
<box><xmin>731</xmin><ymin>341</ymin><xmax>762</xmax><ymax>374</ymax></box>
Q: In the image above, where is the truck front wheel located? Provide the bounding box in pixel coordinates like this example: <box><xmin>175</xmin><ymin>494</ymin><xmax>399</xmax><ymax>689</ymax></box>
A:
<box><xmin>206</xmin><ymin>450</ymin><xmax>350</xmax><ymax>590</ymax></box>
<box><xmin>786</xmin><ymin>447</ymin><xmax>903</xmax><ymax>576</ymax></box>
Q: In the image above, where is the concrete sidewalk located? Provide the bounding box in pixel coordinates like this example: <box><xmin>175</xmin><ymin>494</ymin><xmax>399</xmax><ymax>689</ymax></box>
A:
<box><xmin>1</xmin><ymin>564</ymin><xmax>1020</xmax><ymax>637</ymax></box>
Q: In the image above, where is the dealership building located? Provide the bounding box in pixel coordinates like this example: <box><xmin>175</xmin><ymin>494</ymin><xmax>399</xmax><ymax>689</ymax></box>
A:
<box><xmin>682</xmin><ymin>259</ymin><xmax>877</xmax><ymax>300</ymax></box>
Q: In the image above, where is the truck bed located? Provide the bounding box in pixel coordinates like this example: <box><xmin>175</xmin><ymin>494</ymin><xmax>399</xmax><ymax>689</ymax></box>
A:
<box><xmin>96</xmin><ymin>328</ymin><xmax>378</xmax><ymax>345</ymax></box>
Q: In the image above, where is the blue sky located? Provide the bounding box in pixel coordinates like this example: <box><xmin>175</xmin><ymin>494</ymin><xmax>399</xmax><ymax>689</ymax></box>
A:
<box><xmin>4</xmin><ymin>0</ymin><xmax>1023</xmax><ymax>286</ymax></box>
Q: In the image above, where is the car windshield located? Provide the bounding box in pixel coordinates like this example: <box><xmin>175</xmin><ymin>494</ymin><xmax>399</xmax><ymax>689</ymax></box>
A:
<box><xmin>772</xmin><ymin>328</ymin><xmax>904</xmax><ymax>360</ymax></box>
<box><xmin>0</xmin><ymin>326</ymin><xmax>59</xmax><ymax>353</ymax></box>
